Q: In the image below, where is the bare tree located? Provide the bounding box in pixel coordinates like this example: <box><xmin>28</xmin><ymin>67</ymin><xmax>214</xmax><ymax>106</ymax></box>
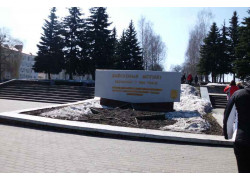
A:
<box><xmin>138</xmin><ymin>16</ymin><xmax>167</xmax><ymax>71</ymax></box>
<box><xmin>0</xmin><ymin>28</ymin><xmax>23</xmax><ymax>81</ymax></box>
<box><xmin>170</xmin><ymin>64</ymin><xmax>183</xmax><ymax>72</ymax></box>
<box><xmin>183</xmin><ymin>9</ymin><xmax>213</xmax><ymax>80</ymax></box>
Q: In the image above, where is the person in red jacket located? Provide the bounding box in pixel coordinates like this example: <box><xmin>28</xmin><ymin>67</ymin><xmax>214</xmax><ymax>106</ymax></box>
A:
<box><xmin>187</xmin><ymin>74</ymin><xmax>193</xmax><ymax>85</ymax></box>
<box><xmin>224</xmin><ymin>80</ymin><xmax>239</xmax><ymax>100</ymax></box>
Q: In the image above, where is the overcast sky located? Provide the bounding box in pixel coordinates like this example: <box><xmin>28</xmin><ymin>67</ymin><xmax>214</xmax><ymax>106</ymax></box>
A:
<box><xmin>0</xmin><ymin>1</ymin><xmax>249</xmax><ymax>70</ymax></box>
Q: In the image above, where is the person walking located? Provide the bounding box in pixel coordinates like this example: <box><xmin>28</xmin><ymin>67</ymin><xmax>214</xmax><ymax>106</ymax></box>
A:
<box><xmin>223</xmin><ymin>82</ymin><xmax>250</xmax><ymax>173</ymax></box>
<box><xmin>195</xmin><ymin>75</ymin><xmax>198</xmax><ymax>85</ymax></box>
<box><xmin>224</xmin><ymin>80</ymin><xmax>239</xmax><ymax>100</ymax></box>
<box><xmin>181</xmin><ymin>74</ymin><xmax>186</xmax><ymax>84</ymax></box>
<box><xmin>236</xmin><ymin>82</ymin><xmax>244</xmax><ymax>89</ymax></box>
<box><xmin>187</xmin><ymin>74</ymin><xmax>193</xmax><ymax>85</ymax></box>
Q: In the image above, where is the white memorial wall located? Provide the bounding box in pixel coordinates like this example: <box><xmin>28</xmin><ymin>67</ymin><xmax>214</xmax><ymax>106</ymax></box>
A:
<box><xmin>95</xmin><ymin>70</ymin><xmax>181</xmax><ymax>103</ymax></box>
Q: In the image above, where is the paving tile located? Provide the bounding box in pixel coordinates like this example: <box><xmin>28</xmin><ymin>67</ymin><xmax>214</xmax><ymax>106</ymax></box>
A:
<box><xmin>0</xmin><ymin>123</ymin><xmax>237</xmax><ymax>173</ymax></box>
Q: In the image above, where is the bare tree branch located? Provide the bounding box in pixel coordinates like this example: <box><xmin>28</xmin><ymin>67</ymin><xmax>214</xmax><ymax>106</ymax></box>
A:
<box><xmin>183</xmin><ymin>9</ymin><xmax>213</xmax><ymax>76</ymax></box>
<box><xmin>138</xmin><ymin>16</ymin><xmax>167</xmax><ymax>71</ymax></box>
<box><xmin>0</xmin><ymin>27</ymin><xmax>23</xmax><ymax>80</ymax></box>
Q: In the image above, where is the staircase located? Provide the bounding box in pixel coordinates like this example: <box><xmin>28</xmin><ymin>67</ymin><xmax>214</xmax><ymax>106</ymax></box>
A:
<box><xmin>0</xmin><ymin>80</ymin><xmax>95</xmax><ymax>104</ymax></box>
<box><xmin>209</xmin><ymin>94</ymin><xmax>228</xmax><ymax>109</ymax></box>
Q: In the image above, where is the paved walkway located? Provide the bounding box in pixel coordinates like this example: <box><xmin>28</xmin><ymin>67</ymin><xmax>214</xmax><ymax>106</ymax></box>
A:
<box><xmin>0</xmin><ymin>99</ymin><xmax>55</xmax><ymax>113</ymax></box>
<box><xmin>0</xmin><ymin>123</ymin><xmax>237</xmax><ymax>173</ymax></box>
<box><xmin>0</xmin><ymin>98</ymin><xmax>237</xmax><ymax>173</ymax></box>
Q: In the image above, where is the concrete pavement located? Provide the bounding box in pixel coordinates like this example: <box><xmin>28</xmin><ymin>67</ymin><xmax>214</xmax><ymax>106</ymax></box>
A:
<box><xmin>0</xmin><ymin>99</ymin><xmax>56</xmax><ymax>113</ymax></box>
<box><xmin>0</xmin><ymin>123</ymin><xmax>237</xmax><ymax>173</ymax></box>
<box><xmin>0</xmin><ymin>98</ymin><xmax>237</xmax><ymax>173</ymax></box>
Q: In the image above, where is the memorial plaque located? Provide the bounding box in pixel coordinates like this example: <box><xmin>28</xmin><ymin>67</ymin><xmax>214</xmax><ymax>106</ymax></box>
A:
<box><xmin>95</xmin><ymin>70</ymin><xmax>181</xmax><ymax>104</ymax></box>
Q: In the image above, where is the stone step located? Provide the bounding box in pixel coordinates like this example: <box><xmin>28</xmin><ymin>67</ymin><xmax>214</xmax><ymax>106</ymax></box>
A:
<box><xmin>0</xmin><ymin>94</ymin><xmax>87</xmax><ymax>104</ymax></box>
<box><xmin>0</xmin><ymin>89</ymin><xmax>94</xmax><ymax>98</ymax></box>
<box><xmin>0</xmin><ymin>96</ymin><xmax>71</xmax><ymax>104</ymax></box>
<box><xmin>0</xmin><ymin>91</ymin><xmax>93</xmax><ymax>101</ymax></box>
<box><xmin>2</xmin><ymin>85</ymin><xmax>94</xmax><ymax>92</ymax></box>
<box><xmin>209</xmin><ymin>95</ymin><xmax>227</xmax><ymax>109</ymax></box>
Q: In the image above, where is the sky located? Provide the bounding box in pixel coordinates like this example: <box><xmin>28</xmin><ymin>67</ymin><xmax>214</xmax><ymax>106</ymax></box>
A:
<box><xmin>0</xmin><ymin>0</ymin><xmax>249</xmax><ymax>71</ymax></box>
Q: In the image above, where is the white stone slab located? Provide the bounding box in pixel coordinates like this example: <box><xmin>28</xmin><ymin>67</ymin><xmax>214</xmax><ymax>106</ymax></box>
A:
<box><xmin>0</xmin><ymin>108</ymin><xmax>233</xmax><ymax>146</ymax></box>
<box><xmin>95</xmin><ymin>70</ymin><xmax>181</xmax><ymax>103</ymax></box>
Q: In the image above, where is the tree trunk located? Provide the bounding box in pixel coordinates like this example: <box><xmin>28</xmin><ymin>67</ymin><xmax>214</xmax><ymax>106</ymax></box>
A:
<box><xmin>69</xmin><ymin>73</ymin><xmax>73</xmax><ymax>80</ymax></box>
<box><xmin>223</xmin><ymin>74</ymin><xmax>225</xmax><ymax>83</ymax></box>
<box><xmin>48</xmin><ymin>73</ymin><xmax>51</xmax><ymax>80</ymax></box>
<box><xmin>0</xmin><ymin>63</ymin><xmax>2</xmax><ymax>81</ymax></box>
<box><xmin>91</xmin><ymin>71</ymin><xmax>95</xmax><ymax>80</ymax></box>
<box><xmin>233</xmin><ymin>73</ymin><xmax>235</xmax><ymax>81</ymax></box>
<box><xmin>205</xmin><ymin>75</ymin><xmax>209</xmax><ymax>82</ymax></box>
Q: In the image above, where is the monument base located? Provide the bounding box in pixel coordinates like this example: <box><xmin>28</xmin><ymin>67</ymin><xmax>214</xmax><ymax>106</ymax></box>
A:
<box><xmin>100</xmin><ymin>98</ymin><xmax>174</xmax><ymax>112</ymax></box>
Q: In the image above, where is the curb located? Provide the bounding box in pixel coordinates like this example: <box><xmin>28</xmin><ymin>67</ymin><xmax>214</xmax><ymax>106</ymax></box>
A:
<box><xmin>0</xmin><ymin>103</ymin><xmax>234</xmax><ymax>147</ymax></box>
<box><xmin>0</xmin><ymin>79</ymin><xmax>16</xmax><ymax>86</ymax></box>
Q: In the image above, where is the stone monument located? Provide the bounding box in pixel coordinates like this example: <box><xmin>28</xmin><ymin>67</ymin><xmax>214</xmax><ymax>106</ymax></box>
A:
<box><xmin>95</xmin><ymin>70</ymin><xmax>181</xmax><ymax>112</ymax></box>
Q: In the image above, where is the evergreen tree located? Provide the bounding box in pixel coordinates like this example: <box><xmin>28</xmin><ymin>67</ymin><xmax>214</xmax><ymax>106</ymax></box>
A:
<box><xmin>124</xmin><ymin>20</ymin><xmax>143</xmax><ymax>70</ymax></box>
<box><xmin>86</xmin><ymin>7</ymin><xmax>113</xmax><ymax>79</ymax></box>
<box><xmin>62</xmin><ymin>7</ymin><xmax>85</xmax><ymax>80</ymax></box>
<box><xmin>235</xmin><ymin>9</ymin><xmax>250</xmax><ymax>81</ymax></box>
<box><xmin>115</xmin><ymin>30</ymin><xmax>129</xmax><ymax>69</ymax></box>
<box><xmin>115</xmin><ymin>21</ymin><xmax>143</xmax><ymax>70</ymax></box>
<box><xmin>110</xmin><ymin>27</ymin><xmax>119</xmax><ymax>69</ymax></box>
<box><xmin>198</xmin><ymin>22</ymin><xmax>221</xmax><ymax>82</ymax></box>
<box><xmin>198</xmin><ymin>41</ymin><xmax>210</xmax><ymax>80</ymax></box>
<box><xmin>218</xmin><ymin>21</ymin><xmax>231</xmax><ymax>82</ymax></box>
<box><xmin>229</xmin><ymin>11</ymin><xmax>240</xmax><ymax>80</ymax></box>
<box><xmin>33</xmin><ymin>7</ymin><xmax>64</xmax><ymax>79</ymax></box>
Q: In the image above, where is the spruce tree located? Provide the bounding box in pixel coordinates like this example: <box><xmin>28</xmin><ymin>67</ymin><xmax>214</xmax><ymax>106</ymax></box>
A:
<box><xmin>235</xmin><ymin>9</ymin><xmax>250</xmax><ymax>81</ymax></box>
<box><xmin>33</xmin><ymin>7</ymin><xmax>64</xmax><ymax>80</ymax></box>
<box><xmin>116</xmin><ymin>30</ymin><xmax>129</xmax><ymax>69</ymax></box>
<box><xmin>229</xmin><ymin>11</ymin><xmax>240</xmax><ymax>80</ymax></box>
<box><xmin>124</xmin><ymin>20</ymin><xmax>143</xmax><ymax>70</ymax></box>
<box><xmin>218</xmin><ymin>21</ymin><xmax>231</xmax><ymax>82</ymax></box>
<box><xmin>86</xmin><ymin>7</ymin><xmax>113</xmax><ymax>79</ymax></box>
<box><xmin>198</xmin><ymin>41</ymin><xmax>210</xmax><ymax>81</ymax></box>
<box><xmin>110</xmin><ymin>27</ymin><xmax>119</xmax><ymax>69</ymax></box>
<box><xmin>62</xmin><ymin>7</ymin><xmax>85</xmax><ymax>80</ymax></box>
<box><xmin>198</xmin><ymin>22</ymin><xmax>221</xmax><ymax>82</ymax></box>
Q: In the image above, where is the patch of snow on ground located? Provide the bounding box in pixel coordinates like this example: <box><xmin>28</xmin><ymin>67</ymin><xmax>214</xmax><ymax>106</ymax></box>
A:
<box><xmin>40</xmin><ymin>98</ymin><xmax>103</xmax><ymax>120</ymax></box>
<box><xmin>206</xmin><ymin>83</ymin><xmax>227</xmax><ymax>86</ymax></box>
<box><xmin>162</xmin><ymin>84</ymin><xmax>212</xmax><ymax>133</ymax></box>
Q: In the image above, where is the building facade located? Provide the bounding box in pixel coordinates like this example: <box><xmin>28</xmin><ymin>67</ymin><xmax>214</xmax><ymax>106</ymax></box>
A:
<box><xmin>1</xmin><ymin>46</ymin><xmax>93</xmax><ymax>81</ymax></box>
<box><xmin>19</xmin><ymin>53</ymin><xmax>39</xmax><ymax>79</ymax></box>
<box><xmin>0</xmin><ymin>46</ymin><xmax>22</xmax><ymax>80</ymax></box>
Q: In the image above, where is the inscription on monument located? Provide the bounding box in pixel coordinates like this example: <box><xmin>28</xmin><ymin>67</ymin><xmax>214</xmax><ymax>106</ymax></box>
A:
<box><xmin>95</xmin><ymin>70</ymin><xmax>181</xmax><ymax>103</ymax></box>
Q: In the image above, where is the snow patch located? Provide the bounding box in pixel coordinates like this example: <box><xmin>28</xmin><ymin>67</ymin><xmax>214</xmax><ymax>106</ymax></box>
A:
<box><xmin>206</xmin><ymin>83</ymin><xmax>227</xmax><ymax>86</ymax></box>
<box><xmin>162</xmin><ymin>84</ymin><xmax>212</xmax><ymax>133</ymax></box>
<box><xmin>40</xmin><ymin>99</ymin><xmax>103</xmax><ymax>120</ymax></box>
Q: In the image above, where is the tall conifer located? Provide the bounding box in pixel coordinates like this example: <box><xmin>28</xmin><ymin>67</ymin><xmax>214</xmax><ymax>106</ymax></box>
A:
<box><xmin>116</xmin><ymin>31</ymin><xmax>129</xmax><ymax>69</ymax></box>
<box><xmin>86</xmin><ymin>7</ymin><xmax>113</xmax><ymax>79</ymax></box>
<box><xmin>33</xmin><ymin>7</ymin><xmax>64</xmax><ymax>79</ymax></box>
<box><xmin>62</xmin><ymin>7</ymin><xmax>85</xmax><ymax>80</ymax></box>
<box><xmin>198</xmin><ymin>22</ymin><xmax>220</xmax><ymax>82</ymax></box>
<box><xmin>229</xmin><ymin>11</ymin><xmax>240</xmax><ymax>80</ymax></box>
<box><xmin>218</xmin><ymin>21</ymin><xmax>231</xmax><ymax>82</ymax></box>
<box><xmin>124</xmin><ymin>20</ymin><xmax>143</xmax><ymax>70</ymax></box>
<box><xmin>235</xmin><ymin>9</ymin><xmax>250</xmax><ymax>81</ymax></box>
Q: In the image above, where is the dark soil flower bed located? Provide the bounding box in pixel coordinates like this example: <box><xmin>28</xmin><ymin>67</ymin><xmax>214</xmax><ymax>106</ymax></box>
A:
<box><xmin>24</xmin><ymin>107</ymin><xmax>177</xmax><ymax>130</ymax></box>
<box><xmin>23</xmin><ymin>106</ymin><xmax>223</xmax><ymax>135</ymax></box>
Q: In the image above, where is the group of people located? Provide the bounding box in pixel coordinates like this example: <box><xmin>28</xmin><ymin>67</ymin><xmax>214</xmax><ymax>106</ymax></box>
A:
<box><xmin>181</xmin><ymin>73</ymin><xmax>199</xmax><ymax>85</ymax></box>
<box><xmin>223</xmin><ymin>80</ymin><xmax>250</xmax><ymax>173</ymax></box>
